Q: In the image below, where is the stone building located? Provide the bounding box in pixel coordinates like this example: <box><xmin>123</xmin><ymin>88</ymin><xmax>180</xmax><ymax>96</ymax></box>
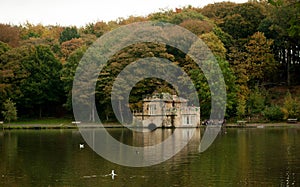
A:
<box><xmin>133</xmin><ymin>93</ymin><xmax>200</xmax><ymax>128</ymax></box>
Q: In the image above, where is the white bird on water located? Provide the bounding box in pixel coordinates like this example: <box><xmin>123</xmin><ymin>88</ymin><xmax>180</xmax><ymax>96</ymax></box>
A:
<box><xmin>79</xmin><ymin>144</ymin><xmax>84</xmax><ymax>149</ymax></box>
<box><xmin>110</xmin><ymin>170</ymin><xmax>117</xmax><ymax>179</ymax></box>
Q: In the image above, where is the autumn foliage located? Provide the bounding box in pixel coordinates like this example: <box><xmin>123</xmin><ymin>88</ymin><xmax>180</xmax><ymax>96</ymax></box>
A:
<box><xmin>0</xmin><ymin>1</ymin><xmax>299</xmax><ymax>121</ymax></box>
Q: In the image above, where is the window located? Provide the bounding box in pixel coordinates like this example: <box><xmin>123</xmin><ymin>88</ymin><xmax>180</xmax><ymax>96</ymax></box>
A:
<box><xmin>183</xmin><ymin>115</ymin><xmax>189</xmax><ymax>125</ymax></box>
<box><xmin>183</xmin><ymin>115</ymin><xmax>195</xmax><ymax>125</ymax></box>
<box><xmin>149</xmin><ymin>104</ymin><xmax>156</xmax><ymax>115</ymax></box>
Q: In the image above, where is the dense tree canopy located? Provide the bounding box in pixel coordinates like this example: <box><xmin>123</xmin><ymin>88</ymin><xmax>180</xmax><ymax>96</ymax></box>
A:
<box><xmin>0</xmin><ymin>1</ymin><xmax>299</xmax><ymax>121</ymax></box>
<box><xmin>0</xmin><ymin>45</ymin><xmax>63</xmax><ymax>117</ymax></box>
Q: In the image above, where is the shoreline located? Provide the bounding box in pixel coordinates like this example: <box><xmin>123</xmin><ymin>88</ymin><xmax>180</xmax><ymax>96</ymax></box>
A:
<box><xmin>225</xmin><ymin>122</ymin><xmax>299</xmax><ymax>128</ymax></box>
<box><xmin>0</xmin><ymin>122</ymin><xmax>299</xmax><ymax>129</ymax></box>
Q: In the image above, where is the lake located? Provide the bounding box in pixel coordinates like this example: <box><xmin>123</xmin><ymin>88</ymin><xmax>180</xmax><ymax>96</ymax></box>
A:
<box><xmin>0</xmin><ymin>127</ymin><xmax>300</xmax><ymax>186</ymax></box>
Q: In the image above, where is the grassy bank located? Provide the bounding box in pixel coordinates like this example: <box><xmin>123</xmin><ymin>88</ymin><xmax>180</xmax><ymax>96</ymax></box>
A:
<box><xmin>0</xmin><ymin>118</ymin><xmax>125</xmax><ymax>129</ymax></box>
<box><xmin>225</xmin><ymin>122</ymin><xmax>299</xmax><ymax>128</ymax></box>
<box><xmin>0</xmin><ymin>120</ymin><xmax>299</xmax><ymax>130</ymax></box>
<box><xmin>0</xmin><ymin>118</ymin><xmax>73</xmax><ymax>129</ymax></box>
<box><xmin>8</xmin><ymin>118</ymin><xmax>72</xmax><ymax>125</ymax></box>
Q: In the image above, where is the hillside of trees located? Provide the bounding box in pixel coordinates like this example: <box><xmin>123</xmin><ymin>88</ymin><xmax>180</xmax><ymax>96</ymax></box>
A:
<box><xmin>0</xmin><ymin>0</ymin><xmax>299</xmax><ymax>122</ymax></box>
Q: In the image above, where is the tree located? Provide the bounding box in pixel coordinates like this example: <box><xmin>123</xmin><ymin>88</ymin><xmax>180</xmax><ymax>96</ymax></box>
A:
<box><xmin>1</xmin><ymin>98</ymin><xmax>17</xmax><ymax>123</ymax></box>
<box><xmin>96</xmin><ymin>42</ymin><xmax>174</xmax><ymax>121</ymax></box>
<box><xmin>149</xmin><ymin>8</ymin><xmax>205</xmax><ymax>24</ymax></box>
<box><xmin>228</xmin><ymin>44</ymin><xmax>249</xmax><ymax>118</ymax></box>
<box><xmin>263</xmin><ymin>105</ymin><xmax>284</xmax><ymax>121</ymax></box>
<box><xmin>201</xmin><ymin>2</ymin><xmax>266</xmax><ymax>39</ymax></box>
<box><xmin>60</xmin><ymin>38</ymin><xmax>85</xmax><ymax>61</ymax></box>
<box><xmin>228</xmin><ymin>32</ymin><xmax>276</xmax><ymax>117</ymax></box>
<box><xmin>244</xmin><ymin>32</ymin><xmax>277</xmax><ymax>85</ymax></box>
<box><xmin>20</xmin><ymin>45</ymin><xmax>64</xmax><ymax>117</ymax></box>
<box><xmin>0</xmin><ymin>42</ymin><xmax>12</xmax><ymax>113</ymax></box>
<box><xmin>0</xmin><ymin>45</ymin><xmax>64</xmax><ymax>118</ymax></box>
<box><xmin>0</xmin><ymin>46</ymin><xmax>28</xmax><ymax>107</ymax></box>
<box><xmin>20</xmin><ymin>23</ymin><xmax>63</xmax><ymax>51</ymax></box>
<box><xmin>61</xmin><ymin>46</ymin><xmax>87</xmax><ymax>110</ymax></box>
<box><xmin>0</xmin><ymin>41</ymin><xmax>10</xmax><ymax>56</ymax></box>
<box><xmin>247</xmin><ymin>85</ymin><xmax>267</xmax><ymax>116</ymax></box>
<box><xmin>179</xmin><ymin>19</ymin><xmax>214</xmax><ymax>36</ymax></box>
<box><xmin>212</xmin><ymin>27</ymin><xmax>234</xmax><ymax>53</ymax></box>
<box><xmin>20</xmin><ymin>22</ymin><xmax>45</xmax><ymax>39</ymax></box>
<box><xmin>59</xmin><ymin>27</ymin><xmax>80</xmax><ymax>43</ymax></box>
<box><xmin>200</xmin><ymin>2</ymin><xmax>238</xmax><ymax>24</ymax></box>
<box><xmin>263</xmin><ymin>0</ymin><xmax>300</xmax><ymax>85</ymax></box>
<box><xmin>0</xmin><ymin>24</ymin><xmax>20</xmax><ymax>47</ymax></box>
<box><xmin>281</xmin><ymin>91</ymin><xmax>300</xmax><ymax>119</ymax></box>
<box><xmin>189</xmin><ymin>57</ymin><xmax>236</xmax><ymax>119</ymax></box>
<box><xmin>82</xmin><ymin>21</ymin><xmax>110</xmax><ymax>37</ymax></box>
<box><xmin>200</xmin><ymin>32</ymin><xmax>227</xmax><ymax>59</ymax></box>
<box><xmin>221</xmin><ymin>13</ymin><xmax>251</xmax><ymax>39</ymax></box>
<box><xmin>118</xmin><ymin>16</ymin><xmax>148</xmax><ymax>25</ymax></box>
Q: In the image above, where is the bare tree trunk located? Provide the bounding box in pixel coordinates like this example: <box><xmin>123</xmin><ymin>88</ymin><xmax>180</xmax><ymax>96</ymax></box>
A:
<box><xmin>287</xmin><ymin>47</ymin><xmax>291</xmax><ymax>86</ymax></box>
<box><xmin>39</xmin><ymin>106</ymin><xmax>42</xmax><ymax>119</ymax></box>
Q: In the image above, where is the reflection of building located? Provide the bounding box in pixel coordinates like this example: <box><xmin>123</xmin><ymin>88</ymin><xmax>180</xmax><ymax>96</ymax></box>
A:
<box><xmin>132</xmin><ymin>128</ymin><xmax>201</xmax><ymax>162</ymax></box>
<box><xmin>132</xmin><ymin>128</ymin><xmax>201</xmax><ymax>147</ymax></box>
<box><xmin>133</xmin><ymin>93</ymin><xmax>200</xmax><ymax>128</ymax></box>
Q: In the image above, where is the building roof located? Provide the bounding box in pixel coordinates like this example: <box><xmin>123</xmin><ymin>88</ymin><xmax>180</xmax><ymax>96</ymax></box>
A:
<box><xmin>143</xmin><ymin>93</ymin><xmax>188</xmax><ymax>103</ymax></box>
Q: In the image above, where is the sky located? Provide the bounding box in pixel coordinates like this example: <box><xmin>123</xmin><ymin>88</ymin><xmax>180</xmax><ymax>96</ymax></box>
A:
<box><xmin>0</xmin><ymin>0</ymin><xmax>248</xmax><ymax>26</ymax></box>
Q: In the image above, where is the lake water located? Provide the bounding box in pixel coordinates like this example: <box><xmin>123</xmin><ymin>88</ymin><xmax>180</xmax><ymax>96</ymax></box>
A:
<box><xmin>0</xmin><ymin>127</ymin><xmax>300</xmax><ymax>186</ymax></box>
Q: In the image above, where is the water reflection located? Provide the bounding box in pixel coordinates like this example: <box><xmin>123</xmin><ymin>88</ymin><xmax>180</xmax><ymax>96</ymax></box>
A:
<box><xmin>79</xmin><ymin>128</ymin><xmax>200</xmax><ymax>167</ymax></box>
<box><xmin>0</xmin><ymin>128</ymin><xmax>299</xmax><ymax>186</ymax></box>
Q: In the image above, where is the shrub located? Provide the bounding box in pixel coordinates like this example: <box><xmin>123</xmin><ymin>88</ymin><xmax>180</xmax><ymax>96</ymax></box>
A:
<box><xmin>281</xmin><ymin>91</ymin><xmax>300</xmax><ymax>119</ymax></box>
<box><xmin>247</xmin><ymin>85</ymin><xmax>267</xmax><ymax>116</ymax></box>
<box><xmin>263</xmin><ymin>105</ymin><xmax>284</xmax><ymax>121</ymax></box>
<box><xmin>1</xmin><ymin>98</ymin><xmax>17</xmax><ymax>123</ymax></box>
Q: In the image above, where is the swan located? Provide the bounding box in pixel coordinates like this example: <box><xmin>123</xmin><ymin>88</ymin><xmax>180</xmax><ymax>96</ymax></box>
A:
<box><xmin>79</xmin><ymin>144</ymin><xmax>84</xmax><ymax>149</ymax></box>
<box><xmin>110</xmin><ymin>170</ymin><xmax>117</xmax><ymax>179</ymax></box>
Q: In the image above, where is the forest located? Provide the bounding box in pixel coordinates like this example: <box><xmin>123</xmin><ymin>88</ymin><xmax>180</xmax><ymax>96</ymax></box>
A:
<box><xmin>0</xmin><ymin>0</ymin><xmax>300</xmax><ymax>123</ymax></box>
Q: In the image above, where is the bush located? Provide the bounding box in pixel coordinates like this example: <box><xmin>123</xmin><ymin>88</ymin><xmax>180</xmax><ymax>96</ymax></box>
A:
<box><xmin>1</xmin><ymin>99</ymin><xmax>17</xmax><ymax>123</ymax></box>
<box><xmin>263</xmin><ymin>105</ymin><xmax>284</xmax><ymax>122</ymax></box>
<box><xmin>247</xmin><ymin>85</ymin><xmax>267</xmax><ymax>116</ymax></box>
<box><xmin>281</xmin><ymin>91</ymin><xmax>300</xmax><ymax>119</ymax></box>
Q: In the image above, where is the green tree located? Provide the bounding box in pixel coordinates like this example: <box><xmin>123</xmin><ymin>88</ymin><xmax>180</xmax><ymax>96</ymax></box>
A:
<box><xmin>228</xmin><ymin>46</ymin><xmax>249</xmax><ymax>118</ymax></box>
<box><xmin>149</xmin><ymin>8</ymin><xmax>205</xmax><ymax>24</ymax></box>
<box><xmin>0</xmin><ymin>41</ymin><xmax>11</xmax><ymax>56</ymax></box>
<box><xmin>59</xmin><ymin>27</ymin><xmax>80</xmax><ymax>43</ymax></box>
<box><xmin>21</xmin><ymin>45</ymin><xmax>64</xmax><ymax>117</ymax></box>
<box><xmin>263</xmin><ymin>105</ymin><xmax>284</xmax><ymax>121</ymax></box>
<box><xmin>200</xmin><ymin>32</ymin><xmax>227</xmax><ymax>59</ymax></box>
<box><xmin>1</xmin><ymin>98</ymin><xmax>17</xmax><ymax>123</ymax></box>
<box><xmin>61</xmin><ymin>46</ymin><xmax>87</xmax><ymax>110</ymax></box>
<box><xmin>201</xmin><ymin>2</ymin><xmax>266</xmax><ymax>39</ymax></box>
<box><xmin>247</xmin><ymin>85</ymin><xmax>267</xmax><ymax>116</ymax></box>
<box><xmin>221</xmin><ymin>13</ymin><xmax>251</xmax><ymax>39</ymax></box>
<box><xmin>189</xmin><ymin>57</ymin><xmax>236</xmax><ymax>119</ymax></box>
<box><xmin>0</xmin><ymin>45</ymin><xmax>64</xmax><ymax>118</ymax></box>
<box><xmin>200</xmin><ymin>2</ymin><xmax>238</xmax><ymax>24</ymax></box>
<box><xmin>228</xmin><ymin>32</ymin><xmax>275</xmax><ymax>117</ymax></box>
<box><xmin>281</xmin><ymin>91</ymin><xmax>300</xmax><ymax>119</ymax></box>
<box><xmin>212</xmin><ymin>27</ymin><xmax>234</xmax><ymax>53</ymax></box>
<box><xmin>96</xmin><ymin>42</ymin><xmax>174</xmax><ymax>121</ymax></box>
<box><xmin>264</xmin><ymin>0</ymin><xmax>300</xmax><ymax>85</ymax></box>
